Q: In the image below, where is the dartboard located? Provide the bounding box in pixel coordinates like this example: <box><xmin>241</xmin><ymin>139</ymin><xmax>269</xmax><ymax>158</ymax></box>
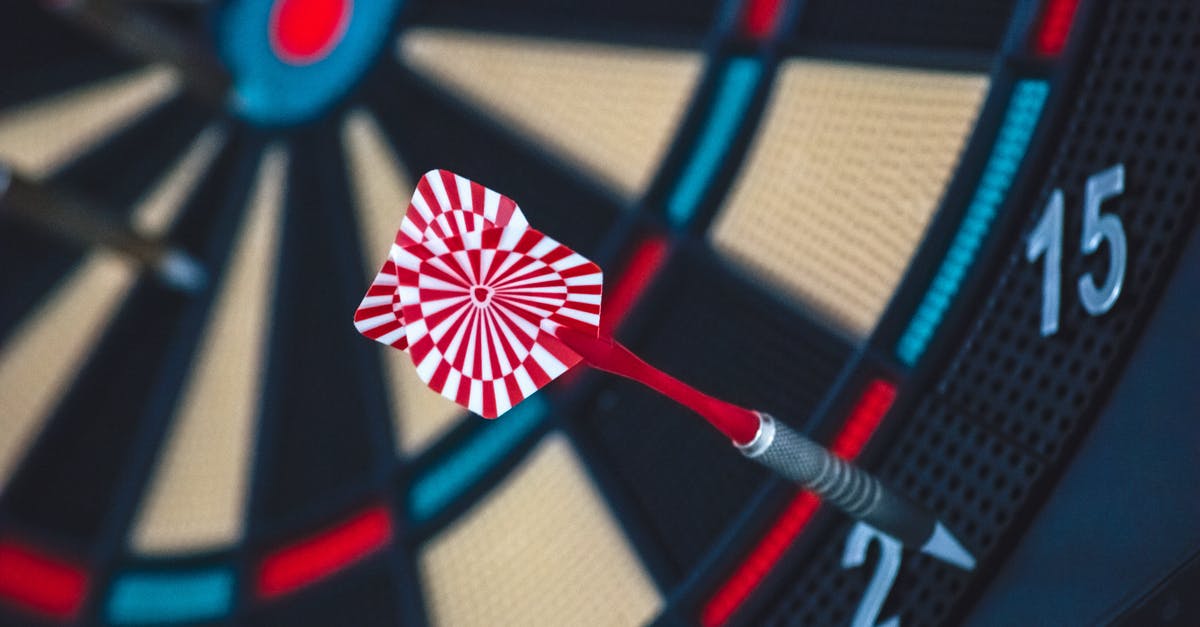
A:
<box><xmin>1</xmin><ymin>0</ymin><xmax>1198</xmax><ymax>625</ymax></box>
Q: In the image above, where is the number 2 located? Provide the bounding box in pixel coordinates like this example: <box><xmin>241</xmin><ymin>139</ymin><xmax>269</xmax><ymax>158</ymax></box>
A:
<box><xmin>1026</xmin><ymin>164</ymin><xmax>1127</xmax><ymax>336</ymax></box>
<box><xmin>842</xmin><ymin>523</ymin><xmax>902</xmax><ymax>627</ymax></box>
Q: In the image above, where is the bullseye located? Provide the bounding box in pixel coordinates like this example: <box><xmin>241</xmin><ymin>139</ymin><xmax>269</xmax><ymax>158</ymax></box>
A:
<box><xmin>269</xmin><ymin>0</ymin><xmax>351</xmax><ymax>65</ymax></box>
<box><xmin>219</xmin><ymin>0</ymin><xmax>398</xmax><ymax>124</ymax></box>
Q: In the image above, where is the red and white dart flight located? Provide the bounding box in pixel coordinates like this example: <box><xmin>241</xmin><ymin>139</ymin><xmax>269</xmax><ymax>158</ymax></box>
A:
<box><xmin>396</xmin><ymin>224</ymin><xmax>602</xmax><ymax>418</ymax></box>
<box><xmin>354</xmin><ymin>169</ymin><xmax>751</xmax><ymax>435</ymax></box>
<box><xmin>354</xmin><ymin>170</ymin><xmax>529</xmax><ymax>352</ymax></box>
<box><xmin>354</xmin><ymin>171</ymin><xmax>976</xmax><ymax>570</ymax></box>
<box><xmin>355</xmin><ymin>170</ymin><xmax>600</xmax><ymax>418</ymax></box>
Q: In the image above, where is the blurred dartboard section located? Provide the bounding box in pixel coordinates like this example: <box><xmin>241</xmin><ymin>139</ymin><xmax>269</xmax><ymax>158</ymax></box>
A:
<box><xmin>0</xmin><ymin>0</ymin><xmax>1198</xmax><ymax>626</ymax></box>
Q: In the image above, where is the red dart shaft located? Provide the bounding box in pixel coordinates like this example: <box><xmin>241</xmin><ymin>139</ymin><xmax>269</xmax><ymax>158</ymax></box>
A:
<box><xmin>554</xmin><ymin>326</ymin><xmax>761</xmax><ymax>444</ymax></box>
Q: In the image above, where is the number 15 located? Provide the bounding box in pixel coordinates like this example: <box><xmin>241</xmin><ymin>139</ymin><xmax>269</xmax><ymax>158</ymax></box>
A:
<box><xmin>1025</xmin><ymin>164</ymin><xmax>1127</xmax><ymax>337</ymax></box>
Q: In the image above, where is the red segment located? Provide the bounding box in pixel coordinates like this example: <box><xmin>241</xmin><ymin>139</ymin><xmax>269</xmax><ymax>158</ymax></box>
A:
<box><xmin>540</xmin><ymin>245</ymin><xmax>572</xmax><ymax>266</ymax></box>
<box><xmin>539</xmin><ymin>333</ymin><xmax>583</xmax><ymax>370</ymax></box>
<box><xmin>408</xmin><ymin>334</ymin><xmax>435</xmax><ymax>364</ymax></box>
<box><xmin>455</xmin><ymin>375</ymin><xmax>472</xmax><ymax>408</ymax></box>
<box><xmin>440</xmin><ymin>170</ymin><xmax>462</xmax><ymax>209</ymax></box>
<box><xmin>269</xmin><ymin>0</ymin><xmax>351</xmax><ymax>66</ymax></box>
<box><xmin>699</xmin><ymin>378</ymin><xmax>897</xmax><ymax>626</ymax></box>
<box><xmin>256</xmin><ymin>505</ymin><xmax>392</xmax><ymax>599</ymax></box>
<box><xmin>471</xmin><ymin>184</ymin><xmax>487</xmax><ymax>218</ymax></box>
<box><xmin>480</xmin><ymin>230</ymin><xmax>504</xmax><ymax>264</ymax></box>
<box><xmin>513</xmin><ymin>229</ymin><xmax>542</xmax><ymax>255</ymax></box>
<box><xmin>482</xmin><ymin>316</ymin><xmax>504</xmax><ymax>383</ymax></box>
<box><xmin>561</xmin><ymin>301</ymin><xmax>601</xmax><ymax>315</ymax></box>
<box><xmin>741</xmin><ymin>0</ymin><xmax>788</xmax><ymax>39</ymax></box>
<box><xmin>0</xmin><ymin>539</ymin><xmax>88</xmax><ymax>620</ymax></box>
<box><xmin>495</xmin><ymin>196</ymin><xmax>519</xmax><ymax>226</ymax></box>
<box><xmin>558</xmin><ymin>264</ymin><xmax>601</xmax><ymax>280</ymax></box>
<box><xmin>701</xmin><ymin>493</ymin><xmax>819</xmax><ymax>627</ymax></box>
<box><xmin>830</xmin><ymin>379</ymin><xmax>898</xmax><ymax>459</ymax></box>
<box><xmin>466</xmin><ymin>250</ymin><xmax>483</xmax><ymax>283</ymax></box>
<box><xmin>429</xmin><ymin>360</ymin><xmax>451</xmax><ymax>392</ymax></box>
<box><xmin>482</xmin><ymin>383</ymin><xmax>498</xmax><ymax>418</ymax></box>
<box><xmin>503</xmin><ymin>374</ymin><xmax>524</xmax><ymax>409</ymax></box>
<box><xmin>1033</xmin><ymin>0</ymin><xmax>1081</xmax><ymax>56</ymax></box>
<box><xmin>488</xmin><ymin>314</ymin><xmax>523</xmax><ymax>371</ymax></box>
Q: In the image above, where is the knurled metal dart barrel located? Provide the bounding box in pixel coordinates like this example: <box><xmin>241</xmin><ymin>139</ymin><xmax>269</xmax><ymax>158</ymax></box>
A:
<box><xmin>0</xmin><ymin>165</ymin><xmax>206</xmax><ymax>292</ymax></box>
<box><xmin>737</xmin><ymin>413</ymin><xmax>975</xmax><ymax>570</ymax></box>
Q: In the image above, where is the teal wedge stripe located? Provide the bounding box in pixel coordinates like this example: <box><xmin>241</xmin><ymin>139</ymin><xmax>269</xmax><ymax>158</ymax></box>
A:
<box><xmin>897</xmin><ymin>79</ymin><xmax>1049</xmax><ymax>366</ymax></box>
<box><xmin>409</xmin><ymin>396</ymin><xmax>548</xmax><ymax>523</ymax></box>
<box><xmin>107</xmin><ymin>568</ymin><xmax>233</xmax><ymax>624</ymax></box>
<box><xmin>667</xmin><ymin>57</ymin><xmax>763</xmax><ymax>226</ymax></box>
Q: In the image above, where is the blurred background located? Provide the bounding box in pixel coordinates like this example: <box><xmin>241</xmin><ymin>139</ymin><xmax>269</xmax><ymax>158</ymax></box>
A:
<box><xmin>0</xmin><ymin>0</ymin><xmax>1198</xmax><ymax>625</ymax></box>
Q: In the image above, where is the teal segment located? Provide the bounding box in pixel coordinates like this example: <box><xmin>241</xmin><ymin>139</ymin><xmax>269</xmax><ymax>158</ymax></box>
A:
<box><xmin>216</xmin><ymin>0</ymin><xmax>403</xmax><ymax>124</ymax></box>
<box><xmin>107</xmin><ymin>569</ymin><xmax>233</xmax><ymax>624</ymax></box>
<box><xmin>896</xmin><ymin>79</ymin><xmax>1049</xmax><ymax>366</ymax></box>
<box><xmin>409</xmin><ymin>397</ymin><xmax>548</xmax><ymax>523</ymax></box>
<box><xmin>667</xmin><ymin>57</ymin><xmax>763</xmax><ymax>226</ymax></box>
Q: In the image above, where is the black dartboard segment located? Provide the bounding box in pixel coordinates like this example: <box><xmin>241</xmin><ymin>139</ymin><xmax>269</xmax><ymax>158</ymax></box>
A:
<box><xmin>790</xmin><ymin>0</ymin><xmax>1017</xmax><ymax>53</ymax></box>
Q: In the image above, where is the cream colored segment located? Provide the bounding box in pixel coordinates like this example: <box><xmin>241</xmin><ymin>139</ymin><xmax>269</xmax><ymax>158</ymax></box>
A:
<box><xmin>0</xmin><ymin>253</ymin><xmax>133</xmax><ymax>493</ymax></box>
<box><xmin>342</xmin><ymin>110</ymin><xmax>414</xmax><ymax>274</ymax></box>
<box><xmin>131</xmin><ymin>125</ymin><xmax>226</xmax><ymax>234</ymax></box>
<box><xmin>0</xmin><ymin>125</ymin><xmax>226</xmax><ymax>495</ymax></box>
<box><xmin>711</xmin><ymin>60</ymin><xmax>988</xmax><ymax>338</ymax></box>
<box><xmin>400</xmin><ymin>29</ymin><xmax>701</xmax><ymax>197</ymax></box>
<box><xmin>342</xmin><ymin>110</ymin><xmax>463</xmax><ymax>454</ymax></box>
<box><xmin>131</xmin><ymin>147</ymin><xmax>287</xmax><ymax>554</ymax></box>
<box><xmin>0</xmin><ymin>66</ymin><xmax>180</xmax><ymax>176</ymax></box>
<box><xmin>421</xmin><ymin>434</ymin><xmax>661</xmax><ymax>627</ymax></box>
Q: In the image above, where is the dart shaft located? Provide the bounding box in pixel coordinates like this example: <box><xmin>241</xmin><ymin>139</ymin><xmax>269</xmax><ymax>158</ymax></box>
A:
<box><xmin>0</xmin><ymin>166</ymin><xmax>205</xmax><ymax>291</ymax></box>
<box><xmin>739</xmin><ymin>414</ymin><xmax>974</xmax><ymax>569</ymax></box>
<box><xmin>553</xmin><ymin>327</ymin><xmax>761</xmax><ymax>443</ymax></box>
<box><xmin>46</xmin><ymin>0</ymin><xmax>230</xmax><ymax>103</ymax></box>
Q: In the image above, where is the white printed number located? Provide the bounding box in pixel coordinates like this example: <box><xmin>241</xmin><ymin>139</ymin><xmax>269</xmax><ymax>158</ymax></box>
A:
<box><xmin>842</xmin><ymin>523</ymin><xmax>902</xmax><ymax>627</ymax></box>
<box><xmin>1026</xmin><ymin>164</ymin><xmax>1128</xmax><ymax>336</ymax></box>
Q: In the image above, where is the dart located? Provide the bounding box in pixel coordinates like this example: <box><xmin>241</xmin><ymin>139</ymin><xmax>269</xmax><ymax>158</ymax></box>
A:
<box><xmin>0</xmin><ymin>164</ymin><xmax>206</xmax><ymax>291</ymax></box>
<box><xmin>355</xmin><ymin>170</ymin><xmax>974</xmax><ymax>570</ymax></box>
<box><xmin>45</xmin><ymin>0</ymin><xmax>230</xmax><ymax>105</ymax></box>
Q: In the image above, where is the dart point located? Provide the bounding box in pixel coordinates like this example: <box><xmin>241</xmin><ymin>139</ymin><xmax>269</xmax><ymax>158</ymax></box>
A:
<box><xmin>157</xmin><ymin>249</ymin><xmax>208</xmax><ymax>293</ymax></box>
<box><xmin>921</xmin><ymin>521</ymin><xmax>976</xmax><ymax>571</ymax></box>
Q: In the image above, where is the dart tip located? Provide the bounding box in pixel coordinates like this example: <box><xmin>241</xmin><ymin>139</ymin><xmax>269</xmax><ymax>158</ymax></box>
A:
<box><xmin>920</xmin><ymin>521</ymin><xmax>976</xmax><ymax>571</ymax></box>
<box><xmin>157</xmin><ymin>249</ymin><xmax>208</xmax><ymax>292</ymax></box>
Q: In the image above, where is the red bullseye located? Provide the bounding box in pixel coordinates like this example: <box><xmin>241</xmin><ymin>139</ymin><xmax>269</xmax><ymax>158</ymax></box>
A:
<box><xmin>269</xmin><ymin>0</ymin><xmax>352</xmax><ymax>65</ymax></box>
